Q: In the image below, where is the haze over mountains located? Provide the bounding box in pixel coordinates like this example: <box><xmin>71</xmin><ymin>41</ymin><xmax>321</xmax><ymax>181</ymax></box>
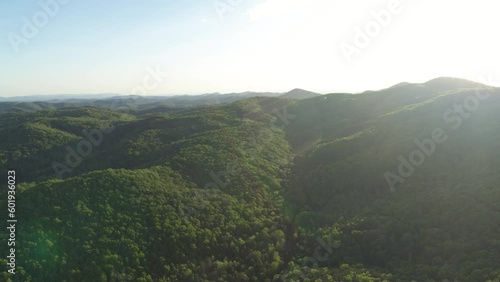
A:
<box><xmin>2</xmin><ymin>77</ymin><xmax>500</xmax><ymax>281</ymax></box>
<box><xmin>0</xmin><ymin>88</ymin><xmax>321</xmax><ymax>112</ymax></box>
<box><xmin>0</xmin><ymin>77</ymin><xmax>484</xmax><ymax>112</ymax></box>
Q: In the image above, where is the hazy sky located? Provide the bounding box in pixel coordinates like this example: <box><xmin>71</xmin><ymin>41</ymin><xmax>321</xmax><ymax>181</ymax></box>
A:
<box><xmin>1</xmin><ymin>0</ymin><xmax>499</xmax><ymax>97</ymax></box>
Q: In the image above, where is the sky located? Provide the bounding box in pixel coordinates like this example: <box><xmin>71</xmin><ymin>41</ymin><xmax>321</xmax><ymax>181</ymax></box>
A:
<box><xmin>0</xmin><ymin>0</ymin><xmax>499</xmax><ymax>97</ymax></box>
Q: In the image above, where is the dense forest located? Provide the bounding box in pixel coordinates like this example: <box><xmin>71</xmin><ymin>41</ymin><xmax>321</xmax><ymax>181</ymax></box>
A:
<box><xmin>1</xmin><ymin>78</ymin><xmax>500</xmax><ymax>281</ymax></box>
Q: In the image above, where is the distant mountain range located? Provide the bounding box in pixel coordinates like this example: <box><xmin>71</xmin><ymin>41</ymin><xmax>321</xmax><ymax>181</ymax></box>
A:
<box><xmin>0</xmin><ymin>89</ymin><xmax>322</xmax><ymax>112</ymax></box>
<box><xmin>0</xmin><ymin>77</ymin><xmax>491</xmax><ymax>113</ymax></box>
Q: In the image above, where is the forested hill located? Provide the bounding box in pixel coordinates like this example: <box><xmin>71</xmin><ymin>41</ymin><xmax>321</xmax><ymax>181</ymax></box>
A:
<box><xmin>1</xmin><ymin>78</ymin><xmax>500</xmax><ymax>281</ymax></box>
<box><xmin>281</xmin><ymin>78</ymin><xmax>500</xmax><ymax>280</ymax></box>
<box><xmin>0</xmin><ymin>99</ymin><xmax>295</xmax><ymax>281</ymax></box>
